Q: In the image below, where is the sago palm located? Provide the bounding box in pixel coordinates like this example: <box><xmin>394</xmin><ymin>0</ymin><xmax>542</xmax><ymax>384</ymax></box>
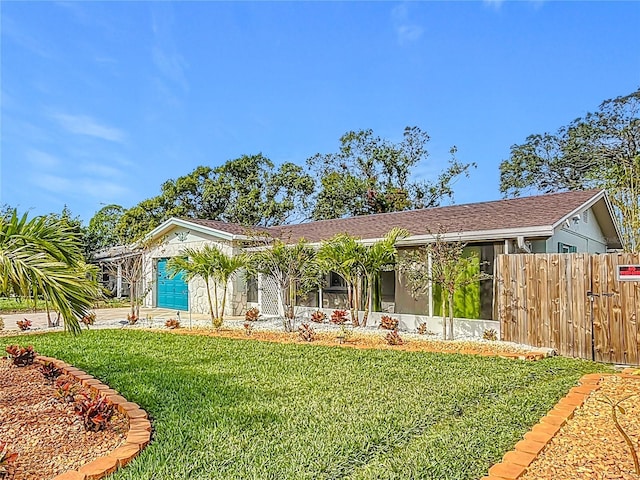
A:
<box><xmin>0</xmin><ymin>210</ymin><xmax>96</xmax><ymax>334</ymax></box>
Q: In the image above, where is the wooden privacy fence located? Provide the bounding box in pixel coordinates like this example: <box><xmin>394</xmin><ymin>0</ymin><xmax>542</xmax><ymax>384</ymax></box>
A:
<box><xmin>496</xmin><ymin>253</ymin><xmax>640</xmax><ymax>365</ymax></box>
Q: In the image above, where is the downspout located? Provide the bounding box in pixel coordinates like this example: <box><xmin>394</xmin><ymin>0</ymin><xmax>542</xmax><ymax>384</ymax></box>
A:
<box><xmin>516</xmin><ymin>236</ymin><xmax>531</xmax><ymax>253</ymax></box>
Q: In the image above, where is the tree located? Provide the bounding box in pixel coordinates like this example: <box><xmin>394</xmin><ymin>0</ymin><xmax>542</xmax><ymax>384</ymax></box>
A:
<box><xmin>317</xmin><ymin>233</ymin><xmax>364</xmax><ymax>326</ymax></box>
<box><xmin>398</xmin><ymin>233</ymin><xmax>491</xmax><ymax>340</ymax></box>
<box><xmin>0</xmin><ymin>210</ymin><xmax>99</xmax><ymax>334</ymax></box>
<box><xmin>249</xmin><ymin>238</ymin><xmax>322</xmax><ymax>332</ymax></box>
<box><xmin>86</xmin><ymin>204</ymin><xmax>125</xmax><ymax>253</ymax></box>
<box><xmin>500</xmin><ymin>88</ymin><xmax>640</xmax><ymax>252</ymax></box>
<box><xmin>359</xmin><ymin>228</ymin><xmax>408</xmax><ymax>326</ymax></box>
<box><xmin>116</xmin><ymin>155</ymin><xmax>315</xmax><ymax>243</ymax></box>
<box><xmin>167</xmin><ymin>245</ymin><xmax>247</xmax><ymax>328</ymax></box>
<box><xmin>307</xmin><ymin>127</ymin><xmax>474</xmax><ymax>220</ymax></box>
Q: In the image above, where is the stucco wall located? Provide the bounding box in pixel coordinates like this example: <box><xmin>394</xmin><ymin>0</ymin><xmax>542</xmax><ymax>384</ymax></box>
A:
<box><xmin>547</xmin><ymin>206</ymin><xmax>607</xmax><ymax>253</ymax></box>
<box><xmin>143</xmin><ymin>226</ymin><xmax>245</xmax><ymax>316</ymax></box>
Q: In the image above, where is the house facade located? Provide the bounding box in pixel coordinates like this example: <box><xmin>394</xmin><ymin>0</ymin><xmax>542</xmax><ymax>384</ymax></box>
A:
<box><xmin>137</xmin><ymin>189</ymin><xmax>622</xmax><ymax>333</ymax></box>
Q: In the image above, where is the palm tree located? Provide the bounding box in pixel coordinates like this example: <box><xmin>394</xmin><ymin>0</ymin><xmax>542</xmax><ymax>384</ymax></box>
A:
<box><xmin>167</xmin><ymin>245</ymin><xmax>247</xmax><ymax>327</ymax></box>
<box><xmin>250</xmin><ymin>238</ymin><xmax>321</xmax><ymax>332</ymax></box>
<box><xmin>0</xmin><ymin>210</ymin><xmax>97</xmax><ymax>334</ymax></box>
<box><xmin>316</xmin><ymin>234</ymin><xmax>364</xmax><ymax>326</ymax></box>
<box><xmin>359</xmin><ymin>228</ymin><xmax>408</xmax><ymax>326</ymax></box>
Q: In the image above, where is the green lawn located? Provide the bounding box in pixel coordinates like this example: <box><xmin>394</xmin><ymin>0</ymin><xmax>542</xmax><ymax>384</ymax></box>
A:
<box><xmin>3</xmin><ymin>330</ymin><xmax>611</xmax><ymax>480</ymax></box>
<box><xmin>0</xmin><ymin>296</ymin><xmax>129</xmax><ymax>313</ymax></box>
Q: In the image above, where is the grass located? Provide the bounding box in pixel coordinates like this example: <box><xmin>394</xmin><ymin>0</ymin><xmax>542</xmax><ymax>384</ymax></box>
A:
<box><xmin>0</xmin><ymin>296</ymin><xmax>129</xmax><ymax>313</ymax></box>
<box><xmin>3</xmin><ymin>330</ymin><xmax>612</xmax><ymax>479</ymax></box>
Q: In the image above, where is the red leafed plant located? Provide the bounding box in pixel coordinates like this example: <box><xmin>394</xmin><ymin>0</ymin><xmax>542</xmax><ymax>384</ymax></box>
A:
<box><xmin>165</xmin><ymin>318</ymin><xmax>180</xmax><ymax>329</ymax></box>
<box><xmin>74</xmin><ymin>394</ymin><xmax>115</xmax><ymax>432</ymax></box>
<box><xmin>330</xmin><ymin>310</ymin><xmax>348</xmax><ymax>325</ymax></box>
<box><xmin>39</xmin><ymin>361</ymin><xmax>62</xmax><ymax>382</ymax></box>
<box><xmin>298</xmin><ymin>323</ymin><xmax>316</xmax><ymax>342</ymax></box>
<box><xmin>310</xmin><ymin>310</ymin><xmax>326</xmax><ymax>323</ymax></box>
<box><xmin>16</xmin><ymin>319</ymin><xmax>32</xmax><ymax>331</ymax></box>
<box><xmin>245</xmin><ymin>307</ymin><xmax>260</xmax><ymax>322</ymax></box>
<box><xmin>0</xmin><ymin>441</ymin><xmax>18</xmax><ymax>479</ymax></box>
<box><xmin>379</xmin><ymin>315</ymin><xmax>399</xmax><ymax>330</ymax></box>
<box><xmin>81</xmin><ymin>312</ymin><xmax>96</xmax><ymax>327</ymax></box>
<box><xmin>5</xmin><ymin>345</ymin><xmax>36</xmax><ymax>367</ymax></box>
<box><xmin>384</xmin><ymin>330</ymin><xmax>404</xmax><ymax>346</ymax></box>
<box><xmin>55</xmin><ymin>375</ymin><xmax>81</xmax><ymax>403</ymax></box>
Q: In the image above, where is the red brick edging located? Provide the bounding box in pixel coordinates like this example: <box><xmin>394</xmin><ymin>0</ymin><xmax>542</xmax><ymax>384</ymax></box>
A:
<box><xmin>482</xmin><ymin>368</ymin><xmax>640</xmax><ymax>480</ymax></box>
<box><xmin>34</xmin><ymin>355</ymin><xmax>151</xmax><ymax>480</ymax></box>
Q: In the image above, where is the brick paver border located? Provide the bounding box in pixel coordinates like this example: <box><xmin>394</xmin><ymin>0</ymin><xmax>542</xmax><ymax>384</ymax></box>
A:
<box><xmin>34</xmin><ymin>355</ymin><xmax>151</xmax><ymax>480</ymax></box>
<box><xmin>481</xmin><ymin>368</ymin><xmax>640</xmax><ymax>480</ymax></box>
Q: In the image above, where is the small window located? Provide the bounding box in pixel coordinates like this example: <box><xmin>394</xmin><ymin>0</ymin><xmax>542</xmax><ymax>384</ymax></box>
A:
<box><xmin>329</xmin><ymin>272</ymin><xmax>346</xmax><ymax>289</ymax></box>
<box><xmin>558</xmin><ymin>242</ymin><xmax>577</xmax><ymax>253</ymax></box>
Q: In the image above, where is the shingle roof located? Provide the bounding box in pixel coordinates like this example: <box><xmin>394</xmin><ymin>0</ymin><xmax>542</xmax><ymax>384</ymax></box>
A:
<box><xmin>273</xmin><ymin>189</ymin><xmax>604</xmax><ymax>243</ymax></box>
<box><xmin>180</xmin><ymin>189</ymin><xmax>605</xmax><ymax>243</ymax></box>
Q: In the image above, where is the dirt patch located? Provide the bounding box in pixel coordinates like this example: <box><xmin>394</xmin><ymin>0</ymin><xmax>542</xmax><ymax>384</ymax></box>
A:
<box><xmin>0</xmin><ymin>359</ymin><xmax>127</xmax><ymax>480</ymax></box>
<box><xmin>521</xmin><ymin>375</ymin><xmax>640</xmax><ymax>480</ymax></box>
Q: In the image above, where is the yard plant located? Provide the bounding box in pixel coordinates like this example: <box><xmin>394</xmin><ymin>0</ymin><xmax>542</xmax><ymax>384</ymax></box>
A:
<box><xmin>2</xmin><ymin>330</ymin><xmax>610</xmax><ymax>480</ymax></box>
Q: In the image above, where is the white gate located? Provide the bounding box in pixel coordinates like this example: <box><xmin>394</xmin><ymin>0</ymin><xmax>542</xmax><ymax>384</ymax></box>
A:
<box><xmin>258</xmin><ymin>274</ymin><xmax>281</xmax><ymax>316</ymax></box>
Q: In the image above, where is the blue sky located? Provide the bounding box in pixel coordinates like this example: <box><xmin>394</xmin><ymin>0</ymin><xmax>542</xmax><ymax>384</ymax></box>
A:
<box><xmin>2</xmin><ymin>1</ymin><xmax>639</xmax><ymax>223</ymax></box>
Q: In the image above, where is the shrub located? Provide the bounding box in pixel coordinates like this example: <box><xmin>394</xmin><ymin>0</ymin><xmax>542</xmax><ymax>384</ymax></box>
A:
<box><xmin>128</xmin><ymin>313</ymin><xmax>139</xmax><ymax>325</ymax></box>
<box><xmin>0</xmin><ymin>441</ymin><xmax>18</xmax><ymax>479</ymax></box>
<box><xmin>379</xmin><ymin>315</ymin><xmax>399</xmax><ymax>330</ymax></box>
<box><xmin>298</xmin><ymin>323</ymin><xmax>316</xmax><ymax>342</ymax></box>
<box><xmin>165</xmin><ymin>318</ymin><xmax>180</xmax><ymax>329</ymax></box>
<box><xmin>384</xmin><ymin>331</ymin><xmax>404</xmax><ymax>346</ymax></box>
<box><xmin>336</xmin><ymin>324</ymin><xmax>353</xmax><ymax>344</ymax></box>
<box><xmin>330</xmin><ymin>309</ymin><xmax>348</xmax><ymax>325</ymax></box>
<box><xmin>483</xmin><ymin>328</ymin><xmax>498</xmax><ymax>341</ymax></box>
<box><xmin>16</xmin><ymin>318</ymin><xmax>32</xmax><ymax>331</ymax></box>
<box><xmin>0</xmin><ymin>317</ymin><xmax>4</xmax><ymax>331</ymax></box>
<box><xmin>417</xmin><ymin>322</ymin><xmax>429</xmax><ymax>335</ymax></box>
<box><xmin>74</xmin><ymin>393</ymin><xmax>115</xmax><ymax>432</ymax></box>
<box><xmin>39</xmin><ymin>361</ymin><xmax>62</xmax><ymax>382</ymax></box>
<box><xmin>81</xmin><ymin>312</ymin><xmax>96</xmax><ymax>326</ymax></box>
<box><xmin>245</xmin><ymin>307</ymin><xmax>260</xmax><ymax>322</ymax></box>
<box><xmin>243</xmin><ymin>322</ymin><xmax>254</xmax><ymax>336</ymax></box>
<box><xmin>5</xmin><ymin>345</ymin><xmax>36</xmax><ymax>367</ymax></box>
<box><xmin>55</xmin><ymin>375</ymin><xmax>81</xmax><ymax>403</ymax></box>
<box><xmin>310</xmin><ymin>310</ymin><xmax>326</xmax><ymax>323</ymax></box>
<box><xmin>213</xmin><ymin>317</ymin><xmax>223</xmax><ymax>330</ymax></box>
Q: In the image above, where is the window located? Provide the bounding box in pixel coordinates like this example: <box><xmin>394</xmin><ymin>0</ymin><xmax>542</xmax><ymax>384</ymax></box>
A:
<box><xmin>247</xmin><ymin>274</ymin><xmax>258</xmax><ymax>303</ymax></box>
<box><xmin>558</xmin><ymin>242</ymin><xmax>577</xmax><ymax>253</ymax></box>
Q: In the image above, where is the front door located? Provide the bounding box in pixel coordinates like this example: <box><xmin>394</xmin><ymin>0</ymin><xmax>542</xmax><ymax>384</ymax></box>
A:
<box><xmin>157</xmin><ymin>258</ymin><xmax>189</xmax><ymax>311</ymax></box>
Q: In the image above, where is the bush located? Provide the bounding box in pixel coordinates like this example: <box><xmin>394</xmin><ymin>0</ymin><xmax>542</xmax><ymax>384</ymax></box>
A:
<box><xmin>384</xmin><ymin>331</ymin><xmax>404</xmax><ymax>346</ymax></box>
<box><xmin>245</xmin><ymin>307</ymin><xmax>260</xmax><ymax>322</ymax></box>
<box><xmin>379</xmin><ymin>315</ymin><xmax>399</xmax><ymax>330</ymax></box>
<box><xmin>16</xmin><ymin>318</ymin><xmax>32</xmax><ymax>331</ymax></box>
<box><xmin>243</xmin><ymin>322</ymin><xmax>254</xmax><ymax>336</ymax></box>
<box><xmin>310</xmin><ymin>310</ymin><xmax>326</xmax><ymax>323</ymax></box>
<box><xmin>80</xmin><ymin>312</ymin><xmax>96</xmax><ymax>327</ymax></box>
<box><xmin>74</xmin><ymin>393</ymin><xmax>114</xmax><ymax>432</ymax></box>
<box><xmin>330</xmin><ymin>310</ymin><xmax>348</xmax><ymax>325</ymax></box>
<box><xmin>0</xmin><ymin>441</ymin><xmax>18</xmax><ymax>478</ymax></box>
<box><xmin>127</xmin><ymin>313</ymin><xmax>139</xmax><ymax>325</ymax></box>
<box><xmin>417</xmin><ymin>322</ymin><xmax>428</xmax><ymax>335</ymax></box>
<box><xmin>483</xmin><ymin>328</ymin><xmax>498</xmax><ymax>341</ymax></box>
<box><xmin>39</xmin><ymin>361</ymin><xmax>62</xmax><ymax>382</ymax></box>
<box><xmin>165</xmin><ymin>318</ymin><xmax>180</xmax><ymax>329</ymax></box>
<box><xmin>298</xmin><ymin>323</ymin><xmax>316</xmax><ymax>342</ymax></box>
<box><xmin>5</xmin><ymin>345</ymin><xmax>36</xmax><ymax>367</ymax></box>
<box><xmin>0</xmin><ymin>317</ymin><xmax>4</xmax><ymax>331</ymax></box>
<box><xmin>55</xmin><ymin>375</ymin><xmax>81</xmax><ymax>403</ymax></box>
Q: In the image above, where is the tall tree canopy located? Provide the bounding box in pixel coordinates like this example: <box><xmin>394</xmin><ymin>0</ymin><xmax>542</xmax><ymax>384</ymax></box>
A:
<box><xmin>86</xmin><ymin>204</ymin><xmax>125</xmax><ymax>253</ymax></box>
<box><xmin>500</xmin><ymin>88</ymin><xmax>640</xmax><ymax>252</ymax></box>
<box><xmin>115</xmin><ymin>154</ymin><xmax>315</xmax><ymax>243</ymax></box>
<box><xmin>307</xmin><ymin>127</ymin><xmax>474</xmax><ymax>220</ymax></box>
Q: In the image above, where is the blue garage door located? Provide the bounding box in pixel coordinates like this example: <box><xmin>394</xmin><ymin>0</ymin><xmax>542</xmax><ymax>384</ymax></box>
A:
<box><xmin>157</xmin><ymin>258</ymin><xmax>189</xmax><ymax>311</ymax></box>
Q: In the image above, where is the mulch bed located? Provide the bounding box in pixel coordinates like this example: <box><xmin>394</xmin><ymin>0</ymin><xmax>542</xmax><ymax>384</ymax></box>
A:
<box><xmin>0</xmin><ymin>359</ymin><xmax>127</xmax><ymax>480</ymax></box>
<box><xmin>520</xmin><ymin>374</ymin><xmax>640</xmax><ymax>480</ymax></box>
<box><xmin>161</xmin><ymin>326</ymin><xmax>546</xmax><ymax>356</ymax></box>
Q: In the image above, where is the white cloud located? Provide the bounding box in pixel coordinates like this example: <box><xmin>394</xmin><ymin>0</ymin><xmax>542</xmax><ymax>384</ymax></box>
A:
<box><xmin>483</xmin><ymin>0</ymin><xmax>505</xmax><ymax>9</ymax></box>
<box><xmin>391</xmin><ymin>4</ymin><xmax>424</xmax><ymax>46</ymax></box>
<box><xmin>26</xmin><ymin>149</ymin><xmax>61</xmax><ymax>168</ymax></box>
<box><xmin>52</xmin><ymin>113</ymin><xmax>126</xmax><ymax>143</ymax></box>
<box><xmin>80</xmin><ymin>162</ymin><xmax>123</xmax><ymax>178</ymax></box>
<box><xmin>31</xmin><ymin>173</ymin><xmax>128</xmax><ymax>198</ymax></box>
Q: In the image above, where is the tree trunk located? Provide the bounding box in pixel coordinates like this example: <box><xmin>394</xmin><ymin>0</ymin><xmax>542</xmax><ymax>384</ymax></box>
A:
<box><xmin>213</xmin><ymin>282</ymin><xmax>220</xmax><ymax>324</ymax></box>
<box><xmin>347</xmin><ymin>282</ymin><xmax>357</xmax><ymax>326</ymax></box>
<box><xmin>220</xmin><ymin>282</ymin><xmax>228</xmax><ymax>322</ymax></box>
<box><xmin>205</xmin><ymin>278</ymin><xmax>215</xmax><ymax>324</ymax></box>
<box><xmin>362</xmin><ymin>274</ymin><xmax>372</xmax><ymax>327</ymax></box>
<box><xmin>448</xmin><ymin>291</ymin><xmax>455</xmax><ymax>341</ymax></box>
<box><xmin>441</xmin><ymin>290</ymin><xmax>447</xmax><ymax>340</ymax></box>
